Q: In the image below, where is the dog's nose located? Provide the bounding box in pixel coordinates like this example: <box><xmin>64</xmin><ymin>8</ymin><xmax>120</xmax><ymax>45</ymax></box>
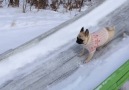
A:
<box><xmin>76</xmin><ymin>40</ymin><xmax>78</xmax><ymax>43</ymax></box>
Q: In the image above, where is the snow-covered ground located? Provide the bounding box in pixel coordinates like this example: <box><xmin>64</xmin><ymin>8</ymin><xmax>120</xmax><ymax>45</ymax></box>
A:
<box><xmin>0</xmin><ymin>0</ymin><xmax>129</xmax><ymax>90</ymax></box>
<box><xmin>0</xmin><ymin>8</ymin><xmax>71</xmax><ymax>54</ymax></box>
<box><xmin>0</xmin><ymin>0</ymin><xmax>90</xmax><ymax>54</ymax></box>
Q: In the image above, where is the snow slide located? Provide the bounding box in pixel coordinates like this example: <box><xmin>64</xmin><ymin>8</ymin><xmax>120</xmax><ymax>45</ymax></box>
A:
<box><xmin>0</xmin><ymin>0</ymin><xmax>129</xmax><ymax>90</ymax></box>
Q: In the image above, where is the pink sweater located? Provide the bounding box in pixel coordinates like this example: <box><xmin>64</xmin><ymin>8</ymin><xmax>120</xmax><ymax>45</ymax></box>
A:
<box><xmin>84</xmin><ymin>28</ymin><xmax>109</xmax><ymax>53</ymax></box>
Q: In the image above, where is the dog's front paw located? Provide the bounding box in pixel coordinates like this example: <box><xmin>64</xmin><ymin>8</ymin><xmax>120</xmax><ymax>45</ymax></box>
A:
<box><xmin>78</xmin><ymin>53</ymin><xmax>84</xmax><ymax>57</ymax></box>
<box><xmin>83</xmin><ymin>60</ymin><xmax>89</xmax><ymax>64</ymax></box>
<box><xmin>84</xmin><ymin>58</ymin><xmax>91</xmax><ymax>63</ymax></box>
<box><xmin>85</xmin><ymin>60</ymin><xmax>90</xmax><ymax>63</ymax></box>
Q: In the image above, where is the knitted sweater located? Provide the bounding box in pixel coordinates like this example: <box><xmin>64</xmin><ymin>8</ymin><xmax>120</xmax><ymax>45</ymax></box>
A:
<box><xmin>84</xmin><ymin>28</ymin><xmax>109</xmax><ymax>53</ymax></box>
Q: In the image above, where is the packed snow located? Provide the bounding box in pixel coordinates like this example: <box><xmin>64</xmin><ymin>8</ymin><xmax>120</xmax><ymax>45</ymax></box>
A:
<box><xmin>49</xmin><ymin>36</ymin><xmax>129</xmax><ymax>90</ymax></box>
<box><xmin>0</xmin><ymin>0</ymin><xmax>129</xmax><ymax>89</ymax></box>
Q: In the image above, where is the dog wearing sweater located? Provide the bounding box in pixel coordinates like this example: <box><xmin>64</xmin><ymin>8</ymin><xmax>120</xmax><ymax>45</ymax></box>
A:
<box><xmin>76</xmin><ymin>26</ymin><xmax>115</xmax><ymax>63</ymax></box>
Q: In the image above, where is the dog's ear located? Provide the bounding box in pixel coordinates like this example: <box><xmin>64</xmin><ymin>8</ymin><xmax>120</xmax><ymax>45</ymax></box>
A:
<box><xmin>85</xmin><ymin>29</ymin><xmax>89</xmax><ymax>36</ymax></box>
<box><xmin>80</xmin><ymin>27</ymin><xmax>84</xmax><ymax>32</ymax></box>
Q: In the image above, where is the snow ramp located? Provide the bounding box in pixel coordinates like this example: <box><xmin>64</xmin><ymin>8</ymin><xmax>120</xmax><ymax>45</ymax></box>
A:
<box><xmin>0</xmin><ymin>0</ymin><xmax>129</xmax><ymax>90</ymax></box>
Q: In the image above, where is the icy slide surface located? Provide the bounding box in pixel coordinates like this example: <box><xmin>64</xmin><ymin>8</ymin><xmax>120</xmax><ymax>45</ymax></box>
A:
<box><xmin>0</xmin><ymin>0</ymin><xmax>129</xmax><ymax>90</ymax></box>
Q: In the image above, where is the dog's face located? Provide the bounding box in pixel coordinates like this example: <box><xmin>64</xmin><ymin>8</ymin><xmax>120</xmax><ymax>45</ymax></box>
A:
<box><xmin>76</xmin><ymin>27</ymin><xmax>89</xmax><ymax>44</ymax></box>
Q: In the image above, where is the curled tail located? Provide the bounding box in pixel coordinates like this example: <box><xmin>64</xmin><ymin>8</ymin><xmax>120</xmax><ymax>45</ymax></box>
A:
<box><xmin>106</xmin><ymin>26</ymin><xmax>115</xmax><ymax>31</ymax></box>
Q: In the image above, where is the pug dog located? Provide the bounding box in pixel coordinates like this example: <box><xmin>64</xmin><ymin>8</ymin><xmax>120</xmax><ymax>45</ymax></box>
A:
<box><xmin>76</xmin><ymin>26</ymin><xmax>115</xmax><ymax>63</ymax></box>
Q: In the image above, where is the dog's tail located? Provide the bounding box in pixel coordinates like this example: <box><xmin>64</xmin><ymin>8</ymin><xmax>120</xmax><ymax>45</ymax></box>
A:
<box><xmin>106</xmin><ymin>26</ymin><xmax>115</xmax><ymax>31</ymax></box>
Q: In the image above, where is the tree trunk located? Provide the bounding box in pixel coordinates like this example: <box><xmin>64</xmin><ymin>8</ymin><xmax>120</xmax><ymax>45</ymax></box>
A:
<box><xmin>14</xmin><ymin>0</ymin><xmax>19</xmax><ymax>7</ymax></box>
<box><xmin>0</xmin><ymin>0</ymin><xmax>3</xmax><ymax>7</ymax></box>
<box><xmin>79</xmin><ymin>0</ymin><xmax>84</xmax><ymax>12</ymax></box>
<box><xmin>23</xmin><ymin>0</ymin><xmax>27</xmax><ymax>13</ymax></box>
<box><xmin>8</xmin><ymin>0</ymin><xmax>14</xmax><ymax>6</ymax></box>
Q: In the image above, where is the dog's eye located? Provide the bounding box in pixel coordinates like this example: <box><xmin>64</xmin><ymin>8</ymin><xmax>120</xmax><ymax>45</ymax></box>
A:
<box><xmin>80</xmin><ymin>35</ymin><xmax>82</xmax><ymax>38</ymax></box>
<box><xmin>77</xmin><ymin>37</ymin><xmax>83</xmax><ymax>41</ymax></box>
<box><xmin>78</xmin><ymin>35</ymin><xmax>81</xmax><ymax>38</ymax></box>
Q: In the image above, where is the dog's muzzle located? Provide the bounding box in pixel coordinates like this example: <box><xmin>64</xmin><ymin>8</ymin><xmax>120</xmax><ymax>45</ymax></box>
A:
<box><xmin>76</xmin><ymin>37</ymin><xmax>83</xmax><ymax>44</ymax></box>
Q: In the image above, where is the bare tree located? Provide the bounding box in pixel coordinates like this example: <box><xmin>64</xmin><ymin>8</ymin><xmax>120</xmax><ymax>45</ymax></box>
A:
<box><xmin>79</xmin><ymin>0</ymin><xmax>84</xmax><ymax>12</ymax></box>
<box><xmin>8</xmin><ymin>0</ymin><xmax>19</xmax><ymax>7</ymax></box>
<box><xmin>0</xmin><ymin>0</ymin><xmax>3</xmax><ymax>7</ymax></box>
<box><xmin>50</xmin><ymin>0</ymin><xmax>58</xmax><ymax>11</ymax></box>
<box><xmin>6</xmin><ymin>0</ymin><xmax>90</xmax><ymax>13</ymax></box>
<box><xmin>23</xmin><ymin>0</ymin><xmax>27</xmax><ymax>13</ymax></box>
<box><xmin>8</xmin><ymin>0</ymin><xmax>14</xmax><ymax>6</ymax></box>
<box><xmin>14</xmin><ymin>0</ymin><xmax>19</xmax><ymax>7</ymax></box>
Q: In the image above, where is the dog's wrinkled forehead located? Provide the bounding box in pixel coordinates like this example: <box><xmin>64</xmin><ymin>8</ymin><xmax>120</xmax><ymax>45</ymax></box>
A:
<box><xmin>78</xmin><ymin>32</ymin><xmax>85</xmax><ymax>38</ymax></box>
<box><xmin>77</xmin><ymin>27</ymin><xmax>89</xmax><ymax>38</ymax></box>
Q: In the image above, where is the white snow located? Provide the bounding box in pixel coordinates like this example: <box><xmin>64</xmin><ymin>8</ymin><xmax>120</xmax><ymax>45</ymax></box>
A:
<box><xmin>49</xmin><ymin>36</ymin><xmax>129</xmax><ymax>90</ymax></box>
<box><xmin>0</xmin><ymin>7</ymin><xmax>71</xmax><ymax>54</ymax></box>
<box><xmin>0</xmin><ymin>1</ymin><xmax>89</xmax><ymax>54</ymax></box>
<box><xmin>0</xmin><ymin>0</ymin><xmax>128</xmax><ymax>89</ymax></box>
<box><xmin>120</xmin><ymin>81</ymin><xmax>129</xmax><ymax>90</ymax></box>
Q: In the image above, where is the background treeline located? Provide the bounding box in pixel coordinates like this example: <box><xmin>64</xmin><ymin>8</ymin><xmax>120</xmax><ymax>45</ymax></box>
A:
<box><xmin>1</xmin><ymin>0</ymin><xmax>92</xmax><ymax>13</ymax></box>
